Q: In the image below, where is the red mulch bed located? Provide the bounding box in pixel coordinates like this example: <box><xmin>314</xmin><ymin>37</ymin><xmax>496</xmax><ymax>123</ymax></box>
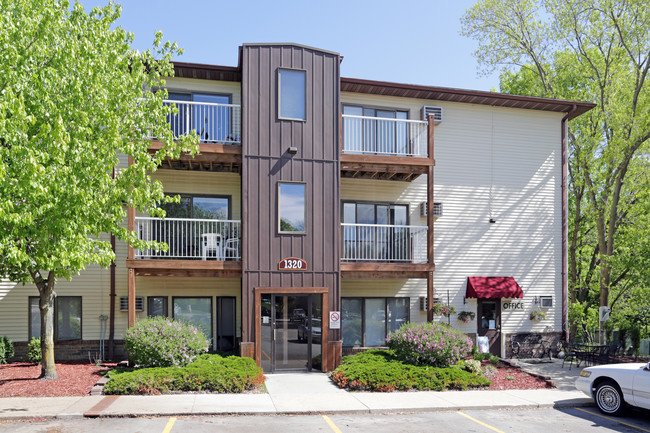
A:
<box><xmin>485</xmin><ymin>361</ymin><xmax>552</xmax><ymax>390</ymax></box>
<box><xmin>0</xmin><ymin>362</ymin><xmax>113</xmax><ymax>397</ymax></box>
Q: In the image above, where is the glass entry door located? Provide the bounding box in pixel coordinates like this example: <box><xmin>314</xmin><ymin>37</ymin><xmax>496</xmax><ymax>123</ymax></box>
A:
<box><xmin>260</xmin><ymin>294</ymin><xmax>321</xmax><ymax>373</ymax></box>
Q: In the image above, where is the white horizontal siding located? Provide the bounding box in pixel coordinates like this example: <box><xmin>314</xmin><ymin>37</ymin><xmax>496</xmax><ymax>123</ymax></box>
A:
<box><xmin>341</xmin><ymin>92</ymin><xmax>563</xmax><ymax>337</ymax></box>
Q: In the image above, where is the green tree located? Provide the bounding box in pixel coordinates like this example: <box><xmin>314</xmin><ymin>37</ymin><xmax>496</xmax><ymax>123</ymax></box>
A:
<box><xmin>0</xmin><ymin>0</ymin><xmax>197</xmax><ymax>379</ymax></box>
<box><xmin>462</xmin><ymin>0</ymin><xmax>650</xmax><ymax>341</ymax></box>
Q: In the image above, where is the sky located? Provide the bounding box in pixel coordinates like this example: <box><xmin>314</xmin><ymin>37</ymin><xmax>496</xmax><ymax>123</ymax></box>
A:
<box><xmin>80</xmin><ymin>0</ymin><xmax>500</xmax><ymax>92</ymax></box>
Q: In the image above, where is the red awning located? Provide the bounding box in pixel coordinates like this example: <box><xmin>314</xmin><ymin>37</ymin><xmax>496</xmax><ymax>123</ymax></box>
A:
<box><xmin>466</xmin><ymin>277</ymin><xmax>523</xmax><ymax>299</ymax></box>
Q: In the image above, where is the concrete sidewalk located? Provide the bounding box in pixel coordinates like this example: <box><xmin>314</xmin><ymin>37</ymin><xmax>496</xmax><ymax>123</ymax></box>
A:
<box><xmin>0</xmin><ymin>371</ymin><xmax>592</xmax><ymax>420</ymax></box>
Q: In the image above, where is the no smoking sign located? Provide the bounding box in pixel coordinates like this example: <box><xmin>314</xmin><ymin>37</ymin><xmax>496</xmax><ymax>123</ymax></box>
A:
<box><xmin>329</xmin><ymin>311</ymin><xmax>340</xmax><ymax>329</ymax></box>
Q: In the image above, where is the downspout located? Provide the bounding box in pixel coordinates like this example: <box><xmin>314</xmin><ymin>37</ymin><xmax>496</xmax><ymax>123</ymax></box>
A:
<box><xmin>561</xmin><ymin>105</ymin><xmax>577</xmax><ymax>343</ymax></box>
<box><xmin>108</xmin><ymin>167</ymin><xmax>116</xmax><ymax>360</ymax></box>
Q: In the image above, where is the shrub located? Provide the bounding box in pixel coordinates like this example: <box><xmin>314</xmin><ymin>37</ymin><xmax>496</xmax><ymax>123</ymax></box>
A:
<box><xmin>0</xmin><ymin>337</ymin><xmax>15</xmax><ymax>364</ymax></box>
<box><xmin>125</xmin><ymin>317</ymin><xmax>209</xmax><ymax>368</ymax></box>
<box><xmin>386</xmin><ymin>322</ymin><xmax>473</xmax><ymax>367</ymax></box>
<box><xmin>462</xmin><ymin>359</ymin><xmax>481</xmax><ymax>374</ymax></box>
<box><xmin>104</xmin><ymin>354</ymin><xmax>264</xmax><ymax>395</ymax></box>
<box><xmin>27</xmin><ymin>338</ymin><xmax>41</xmax><ymax>364</ymax></box>
<box><xmin>331</xmin><ymin>350</ymin><xmax>490</xmax><ymax>392</ymax></box>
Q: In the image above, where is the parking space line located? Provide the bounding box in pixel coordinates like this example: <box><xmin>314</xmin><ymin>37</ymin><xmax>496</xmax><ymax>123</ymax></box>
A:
<box><xmin>573</xmin><ymin>408</ymin><xmax>650</xmax><ymax>433</ymax></box>
<box><xmin>322</xmin><ymin>415</ymin><xmax>342</xmax><ymax>433</ymax></box>
<box><xmin>457</xmin><ymin>411</ymin><xmax>506</xmax><ymax>433</ymax></box>
<box><xmin>162</xmin><ymin>417</ymin><xmax>176</xmax><ymax>433</ymax></box>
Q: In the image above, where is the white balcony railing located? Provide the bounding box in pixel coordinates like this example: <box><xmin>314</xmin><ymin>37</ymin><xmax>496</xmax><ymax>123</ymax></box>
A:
<box><xmin>341</xmin><ymin>223</ymin><xmax>428</xmax><ymax>263</ymax></box>
<box><xmin>135</xmin><ymin>217</ymin><xmax>241</xmax><ymax>260</ymax></box>
<box><xmin>165</xmin><ymin>100</ymin><xmax>241</xmax><ymax>145</ymax></box>
<box><xmin>342</xmin><ymin>115</ymin><xmax>428</xmax><ymax>157</ymax></box>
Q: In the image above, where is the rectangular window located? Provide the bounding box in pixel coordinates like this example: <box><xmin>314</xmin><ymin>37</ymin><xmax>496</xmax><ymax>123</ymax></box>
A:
<box><xmin>342</xmin><ymin>202</ymin><xmax>409</xmax><ymax>262</ymax></box>
<box><xmin>148</xmin><ymin>297</ymin><xmax>168</xmax><ymax>317</ymax></box>
<box><xmin>216</xmin><ymin>297</ymin><xmax>236</xmax><ymax>352</ymax></box>
<box><xmin>341</xmin><ymin>297</ymin><xmax>410</xmax><ymax>347</ymax></box>
<box><xmin>278</xmin><ymin>69</ymin><xmax>306</xmax><ymax>120</ymax></box>
<box><xmin>160</xmin><ymin>194</ymin><xmax>230</xmax><ymax>220</ymax></box>
<box><xmin>29</xmin><ymin>296</ymin><xmax>83</xmax><ymax>341</ymax></box>
<box><xmin>343</xmin><ymin>105</ymin><xmax>408</xmax><ymax>154</ymax></box>
<box><xmin>29</xmin><ymin>297</ymin><xmax>40</xmax><ymax>340</ymax></box>
<box><xmin>173</xmin><ymin>297</ymin><xmax>212</xmax><ymax>341</ymax></box>
<box><xmin>279</xmin><ymin>182</ymin><xmax>306</xmax><ymax>233</ymax></box>
<box><xmin>56</xmin><ymin>297</ymin><xmax>82</xmax><ymax>340</ymax></box>
<box><xmin>166</xmin><ymin>92</ymin><xmax>232</xmax><ymax>142</ymax></box>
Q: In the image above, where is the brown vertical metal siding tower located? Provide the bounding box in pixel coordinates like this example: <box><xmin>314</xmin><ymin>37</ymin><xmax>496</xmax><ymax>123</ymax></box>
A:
<box><xmin>239</xmin><ymin>44</ymin><xmax>342</xmax><ymax>371</ymax></box>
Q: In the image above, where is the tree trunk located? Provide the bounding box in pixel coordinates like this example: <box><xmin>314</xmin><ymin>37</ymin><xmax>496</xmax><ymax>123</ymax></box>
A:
<box><xmin>31</xmin><ymin>270</ymin><xmax>58</xmax><ymax>380</ymax></box>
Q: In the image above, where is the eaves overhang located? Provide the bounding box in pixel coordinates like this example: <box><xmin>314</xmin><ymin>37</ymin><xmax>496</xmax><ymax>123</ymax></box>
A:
<box><xmin>340</xmin><ymin>77</ymin><xmax>595</xmax><ymax>120</ymax></box>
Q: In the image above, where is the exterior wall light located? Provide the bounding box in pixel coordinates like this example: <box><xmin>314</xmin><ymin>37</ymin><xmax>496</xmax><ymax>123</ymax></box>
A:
<box><xmin>288</xmin><ymin>146</ymin><xmax>298</xmax><ymax>154</ymax></box>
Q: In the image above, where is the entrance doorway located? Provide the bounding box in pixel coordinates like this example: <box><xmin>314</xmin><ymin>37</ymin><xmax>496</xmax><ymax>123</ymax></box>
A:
<box><xmin>260</xmin><ymin>294</ymin><xmax>322</xmax><ymax>372</ymax></box>
<box><xmin>477</xmin><ymin>299</ymin><xmax>501</xmax><ymax>357</ymax></box>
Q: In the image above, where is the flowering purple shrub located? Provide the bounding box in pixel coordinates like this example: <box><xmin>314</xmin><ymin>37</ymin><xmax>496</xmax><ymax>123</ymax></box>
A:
<box><xmin>126</xmin><ymin>317</ymin><xmax>209</xmax><ymax>368</ymax></box>
<box><xmin>386</xmin><ymin>322</ymin><xmax>473</xmax><ymax>367</ymax></box>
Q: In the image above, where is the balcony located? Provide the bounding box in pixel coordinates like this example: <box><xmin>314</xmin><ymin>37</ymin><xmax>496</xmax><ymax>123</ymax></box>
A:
<box><xmin>166</xmin><ymin>100</ymin><xmax>241</xmax><ymax>145</ymax></box>
<box><xmin>340</xmin><ymin>115</ymin><xmax>433</xmax><ymax>181</ymax></box>
<box><xmin>342</xmin><ymin>114</ymin><xmax>428</xmax><ymax>157</ymax></box>
<box><xmin>134</xmin><ymin>217</ymin><xmax>241</xmax><ymax>260</ymax></box>
<box><xmin>341</xmin><ymin>223</ymin><xmax>427</xmax><ymax>263</ymax></box>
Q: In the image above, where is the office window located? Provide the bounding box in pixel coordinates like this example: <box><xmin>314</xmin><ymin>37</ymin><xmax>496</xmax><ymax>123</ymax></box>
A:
<box><xmin>148</xmin><ymin>297</ymin><xmax>168</xmax><ymax>317</ymax></box>
<box><xmin>279</xmin><ymin>182</ymin><xmax>306</xmax><ymax>233</ymax></box>
<box><xmin>173</xmin><ymin>297</ymin><xmax>212</xmax><ymax>341</ymax></box>
<box><xmin>278</xmin><ymin>69</ymin><xmax>306</xmax><ymax>120</ymax></box>
<box><xmin>341</xmin><ymin>297</ymin><xmax>410</xmax><ymax>347</ymax></box>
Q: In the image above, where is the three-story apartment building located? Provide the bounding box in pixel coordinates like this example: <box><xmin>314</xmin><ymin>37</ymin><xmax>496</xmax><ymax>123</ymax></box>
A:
<box><xmin>0</xmin><ymin>43</ymin><xmax>594</xmax><ymax>371</ymax></box>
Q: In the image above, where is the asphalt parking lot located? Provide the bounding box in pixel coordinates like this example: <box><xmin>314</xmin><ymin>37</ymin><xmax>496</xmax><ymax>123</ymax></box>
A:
<box><xmin>2</xmin><ymin>407</ymin><xmax>650</xmax><ymax>433</ymax></box>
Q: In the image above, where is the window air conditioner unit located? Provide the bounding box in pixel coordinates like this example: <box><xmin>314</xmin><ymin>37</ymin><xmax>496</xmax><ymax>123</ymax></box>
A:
<box><xmin>420</xmin><ymin>202</ymin><xmax>443</xmax><ymax>218</ymax></box>
<box><xmin>422</xmin><ymin>106</ymin><xmax>443</xmax><ymax>124</ymax></box>
<box><xmin>420</xmin><ymin>296</ymin><xmax>441</xmax><ymax>311</ymax></box>
<box><xmin>540</xmin><ymin>296</ymin><xmax>553</xmax><ymax>308</ymax></box>
<box><xmin>120</xmin><ymin>296</ymin><xmax>144</xmax><ymax>312</ymax></box>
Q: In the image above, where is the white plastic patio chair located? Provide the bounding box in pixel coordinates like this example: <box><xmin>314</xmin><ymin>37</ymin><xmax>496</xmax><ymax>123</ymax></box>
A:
<box><xmin>201</xmin><ymin>233</ymin><xmax>223</xmax><ymax>260</ymax></box>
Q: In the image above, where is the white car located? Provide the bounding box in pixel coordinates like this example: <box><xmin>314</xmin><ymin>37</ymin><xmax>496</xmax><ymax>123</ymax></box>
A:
<box><xmin>575</xmin><ymin>362</ymin><xmax>650</xmax><ymax>415</ymax></box>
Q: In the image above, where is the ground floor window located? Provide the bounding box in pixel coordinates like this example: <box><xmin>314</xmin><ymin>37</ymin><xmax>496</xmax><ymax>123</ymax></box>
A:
<box><xmin>341</xmin><ymin>297</ymin><xmax>409</xmax><ymax>347</ymax></box>
<box><xmin>216</xmin><ymin>296</ymin><xmax>236</xmax><ymax>352</ymax></box>
<box><xmin>29</xmin><ymin>296</ymin><xmax>82</xmax><ymax>341</ymax></box>
<box><xmin>147</xmin><ymin>296</ymin><xmax>168</xmax><ymax>317</ymax></box>
<box><xmin>172</xmin><ymin>297</ymin><xmax>213</xmax><ymax>341</ymax></box>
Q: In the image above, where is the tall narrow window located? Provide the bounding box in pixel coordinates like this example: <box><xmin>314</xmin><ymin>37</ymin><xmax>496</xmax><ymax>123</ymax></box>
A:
<box><xmin>55</xmin><ymin>296</ymin><xmax>82</xmax><ymax>341</ymax></box>
<box><xmin>279</xmin><ymin>182</ymin><xmax>306</xmax><ymax>233</ymax></box>
<box><xmin>278</xmin><ymin>69</ymin><xmax>306</xmax><ymax>120</ymax></box>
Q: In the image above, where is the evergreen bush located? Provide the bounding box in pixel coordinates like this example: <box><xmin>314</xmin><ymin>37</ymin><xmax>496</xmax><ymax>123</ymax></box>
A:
<box><xmin>104</xmin><ymin>354</ymin><xmax>264</xmax><ymax>394</ymax></box>
<box><xmin>27</xmin><ymin>337</ymin><xmax>41</xmax><ymax>364</ymax></box>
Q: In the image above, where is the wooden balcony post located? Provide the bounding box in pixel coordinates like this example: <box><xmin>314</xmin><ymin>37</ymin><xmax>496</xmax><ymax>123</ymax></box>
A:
<box><xmin>128</xmin><ymin>268</ymin><xmax>136</xmax><ymax>328</ymax></box>
<box><xmin>426</xmin><ymin>114</ymin><xmax>435</xmax><ymax>322</ymax></box>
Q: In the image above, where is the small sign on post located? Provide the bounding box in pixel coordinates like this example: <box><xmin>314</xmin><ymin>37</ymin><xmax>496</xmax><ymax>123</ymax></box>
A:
<box><xmin>329</xmin><ymin>311</ymin><xmax>340</xmax><ymax>329</ymax></box>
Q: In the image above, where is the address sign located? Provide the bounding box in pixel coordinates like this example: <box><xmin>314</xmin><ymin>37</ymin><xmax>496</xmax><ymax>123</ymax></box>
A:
<box><xmin>278</xmin><ymin>257</ymin><xmax>308</xmax><ymax>271</ymax></box>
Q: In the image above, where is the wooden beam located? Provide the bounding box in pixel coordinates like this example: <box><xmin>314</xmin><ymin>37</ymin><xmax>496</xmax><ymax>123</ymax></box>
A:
<box><xmin>135</xmin><ymin>269</ymin><xmax>242</xmax><ymax>278</ymax></box>
<box><xmin>340</xmin><ymin>162</ymin><xmax>428</xmax><ymax>175</ymax></box>
<box><xmin>340</xmin><ymin>262</ymin><xmax>435</xmax><ymax>272</ymax></box>
<box><xmin>149</xmin><ymin>140</ymin><xmax>242</xmax><ymax>155</ymax></box>
<box><xmin>340</xmin><ymin>153</ymin><xmax>433</xmax><ymax>167</ymax></box>
<box><xmin>342</xmin><ymin>271</ymin><xmax>430</xmax><ymax>279</ymax></box>
<box><xmin>128</xmin><ymin>268</ymin><xmax>136</xmax><ymax>328</ymax></box>
<box><xmin>427</xmin><ymin>114</ymin><xmax>436</xmax><ymax>322</ymax></box>
<box><xmin>126</xmin><ymin>259</ymin><xmax>242</xmax><ymax>271</ymax></box>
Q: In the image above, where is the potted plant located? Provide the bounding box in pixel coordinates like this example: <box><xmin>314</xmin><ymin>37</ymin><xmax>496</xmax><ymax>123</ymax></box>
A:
<box><xmin>431</xmin><ymin>304</ymin><xmax>456</xmax><ymax>317</ymax></box>
<box><xmin>530</xmin><ymin>310</ymin><xmax>548</xmax><ymax>321</ymax></box>
<box><xmin>457</xmin><ymin>311</ymin><xmax>476</xmax><ymax>323</ymax></box>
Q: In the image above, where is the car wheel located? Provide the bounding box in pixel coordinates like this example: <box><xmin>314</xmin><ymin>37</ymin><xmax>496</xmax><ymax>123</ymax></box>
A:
<box><xmin>595</xmin><ymin>380</ymin><xmax>626</xmax><ymax>416</ymax></box>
